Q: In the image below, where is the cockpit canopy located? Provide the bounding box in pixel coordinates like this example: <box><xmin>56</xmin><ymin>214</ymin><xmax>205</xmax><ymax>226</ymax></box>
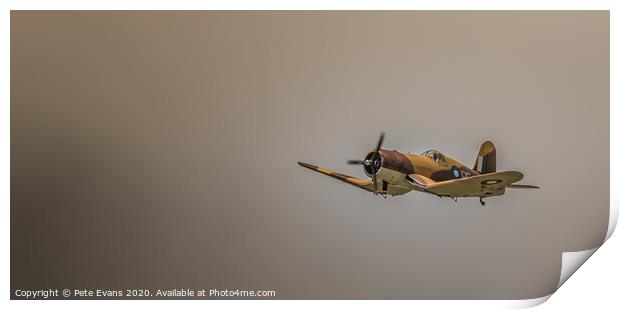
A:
<box><xmin>421</xmin><ymin>149</ymin><xmax>446</xmax><ymax>164</ymax></box>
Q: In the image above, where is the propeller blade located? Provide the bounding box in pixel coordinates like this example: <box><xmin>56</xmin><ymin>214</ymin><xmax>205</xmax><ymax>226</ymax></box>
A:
<box><xmin>371</xmin><ymin>132</ymin><xmax>385</xmax><ymax>161</ymax></box>
<box><xmin>371</xmin><ymin>164</ymin><xmax>378</xmax><ymax>194</ymax></box>
<box><xmin>347</xmin><ymin>159</ymin><xmax>364</xmax><ymax>165</ymax></box>
<box><xmin>371</xmin><ymin>132</ymin><xmax>385</xmax><ymax>194</ymax></box>
<box><xmin>375</xmin><ymin>132</ymin><xmax>385</xmax><ymax>152</ymax></box>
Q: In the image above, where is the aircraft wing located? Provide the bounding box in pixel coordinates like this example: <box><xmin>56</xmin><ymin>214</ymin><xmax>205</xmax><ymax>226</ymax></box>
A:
<box><xmin>298</xmin><ymin>162</ymin><xmax>374</xmax><ymax>192</ymax></box>
<box><xmin>411</xmin><ymin>171</ymin><xmax>529</xmax><ymax>197</ymax></box>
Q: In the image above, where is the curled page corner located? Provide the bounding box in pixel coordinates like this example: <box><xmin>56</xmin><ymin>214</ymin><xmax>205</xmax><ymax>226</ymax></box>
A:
<box><xmin>509</xmin><ymin>198</ymin><xmax>617</xmax><ymax>308</ymax></box>
<box><xmin>605</xmin><ymin>196</ymin><xmax>618</xmax><ymax>241</ymax></box>
<box><xmin>555</xmin><ymin>194</ymin><xmax>618</xmax><ymax>288</ymax></box>
<box><xmin>550</xmin><ymin>197</ymin><xmax>616</xmax><ymax>294</ymax></box>
<box><xmin>509</xmin><ymin>294</ymin><xmax>552</xmax><ymax>309</ymax></box>
<box><xmin>505</xmin><ymin>248</ymin><xmax>598</xmax><ymax>309</ymax></box>
<box><xmin>557</xmin><ymin>248</ymin><xmax>599</xmax><ymax>288</ymax></box>
<box><xmin>555</xmin><ymin>192</ymin><xmax>618</xmax><ymax>289</ymax></box>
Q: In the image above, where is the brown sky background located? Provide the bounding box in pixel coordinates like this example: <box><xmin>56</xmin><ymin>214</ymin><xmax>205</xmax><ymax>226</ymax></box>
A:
<box><xmin>11</xmin><ymin>11</ymin><xmax>609</xmax><ymax>299</ymax></box>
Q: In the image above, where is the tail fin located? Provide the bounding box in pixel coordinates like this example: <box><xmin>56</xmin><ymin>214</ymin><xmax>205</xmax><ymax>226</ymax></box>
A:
<box><xmin>473</xmin><ymin>141</ymin><xmax>496</xmax><ymax>174</ymax></box>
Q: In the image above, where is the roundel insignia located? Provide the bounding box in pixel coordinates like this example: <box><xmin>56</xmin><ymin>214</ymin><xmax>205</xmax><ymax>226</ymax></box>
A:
<box><xmin>451</xmin><ymin>165</ymin><xmax>461</xmax><ymax>178</ymax></box>
<box><xmin>481</xmin><ymin>179</ymin><xmax>502</xmax><ymax>185</ymax></box>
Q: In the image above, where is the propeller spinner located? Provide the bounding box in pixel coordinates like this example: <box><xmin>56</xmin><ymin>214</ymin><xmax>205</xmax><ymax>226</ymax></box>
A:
<box><xmin>347</xmin><ymin>132</ymin><xmax>385</xmax><ymax>194</ymax></box>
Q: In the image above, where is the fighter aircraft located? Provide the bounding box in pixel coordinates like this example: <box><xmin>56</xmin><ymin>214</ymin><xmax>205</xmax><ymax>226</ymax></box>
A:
<box><xmin>298</xmin><ymin>133</ymin><xmax>538</xmax><ymax>205</ymax></box>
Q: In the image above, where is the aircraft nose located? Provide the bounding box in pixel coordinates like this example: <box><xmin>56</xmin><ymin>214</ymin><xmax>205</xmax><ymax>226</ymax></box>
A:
<box><xmin>362</xmin><ymin>151</ymin><xmax>382</xmax><ymax>177</ymax></box>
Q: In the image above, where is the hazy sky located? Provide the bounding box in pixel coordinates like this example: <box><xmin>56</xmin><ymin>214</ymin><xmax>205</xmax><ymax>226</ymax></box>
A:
<box><xmin>11</xmin><ymin>11</ymin><xmax>609</xmax><ymax>299</ymax></box>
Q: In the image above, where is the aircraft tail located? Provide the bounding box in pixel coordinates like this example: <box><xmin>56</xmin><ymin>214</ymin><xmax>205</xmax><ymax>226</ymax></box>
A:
<box><xmin>473</xmin><ymin>141</ymin><xmax>496</xmax><ymax>174</ymax></box>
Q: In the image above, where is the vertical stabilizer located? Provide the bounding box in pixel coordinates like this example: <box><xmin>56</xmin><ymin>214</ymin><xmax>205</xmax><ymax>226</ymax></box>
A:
<box><xmin>473</xmin><ymin>141</ymin><xmax>496</xmax><ymax>174</ymax></box>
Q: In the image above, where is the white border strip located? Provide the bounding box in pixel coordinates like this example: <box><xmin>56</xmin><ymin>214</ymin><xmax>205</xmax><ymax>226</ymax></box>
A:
<box><xmin>1</xmin><ymin>1</ymin><xmax>616</xmax><ymax>309</ymax></box>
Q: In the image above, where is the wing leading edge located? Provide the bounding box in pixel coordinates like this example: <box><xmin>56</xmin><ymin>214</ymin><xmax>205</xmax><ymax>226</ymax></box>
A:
<box><xmin>297</xmin><ymin>162</ymin><xmax>374</xmax><ymax>192</ymax></box>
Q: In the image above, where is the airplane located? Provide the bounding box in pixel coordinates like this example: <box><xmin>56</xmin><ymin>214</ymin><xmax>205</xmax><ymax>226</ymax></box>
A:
<box><xmin>298</xmin><ymin>133</ymin><xmax>538</xmax><ymax>206</ymax></box>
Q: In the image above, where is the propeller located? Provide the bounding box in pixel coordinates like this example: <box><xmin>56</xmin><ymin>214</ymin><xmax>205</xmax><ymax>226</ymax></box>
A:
<box><xmin>346</xmin><ymin>132</ymin><xmax>385</xmax><ymax>194</ymax></box>
<box><xmin>347</xmin><ymin>159</ymin><xmax>364</xmax><ymax>165</ymax></box>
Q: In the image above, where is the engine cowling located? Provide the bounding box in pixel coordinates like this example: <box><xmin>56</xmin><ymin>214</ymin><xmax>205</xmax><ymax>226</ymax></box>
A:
<box><xmin>363</xmin><ymin>150</ymin><xmax>414</xmax><ymax>177</ymax></box>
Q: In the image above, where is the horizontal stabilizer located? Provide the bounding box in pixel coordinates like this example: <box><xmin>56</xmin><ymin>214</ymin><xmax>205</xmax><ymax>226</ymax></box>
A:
<box><xmin>421</xmin><ymin>170</ymin><xmax>524</xmax><ymax>197</ymax></box>
<box><xmin>506</xmin><ymin>184</ymin><xmax>540</xmax><ymax>189</ymax></box>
